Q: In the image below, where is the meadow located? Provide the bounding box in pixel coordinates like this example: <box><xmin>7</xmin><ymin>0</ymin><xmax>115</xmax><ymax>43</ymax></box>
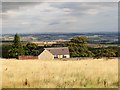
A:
<box><xmin>1</xmin><ymin>58</ymin><xmax>118</xmax><ymax>88</ymax></box>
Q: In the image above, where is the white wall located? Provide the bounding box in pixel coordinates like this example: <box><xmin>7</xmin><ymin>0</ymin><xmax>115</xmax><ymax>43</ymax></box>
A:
<box><xmin>64</xmin><ymin>55</ymin><xmax>70</xmax><ymax>58</ymax></box>
<box><xmin>38</xmin><ymin>50</ymin><xmax>54</xmax><ymax>60</ymax></box>
<box><xmin>55</xmin><ymin>54</ymin><xmax>70</xmax><ymax>58</ymax></box>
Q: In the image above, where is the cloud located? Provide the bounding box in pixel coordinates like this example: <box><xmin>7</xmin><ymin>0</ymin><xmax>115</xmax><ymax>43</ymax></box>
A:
<box><xmin>2</xmin><ymin>2</ymin><xmax>40</xmax><ymax>12</ymax></box>
<box><xmin>2</xmin><ymin>2</ymin><xmax>118</xmax><ymax>34</ymax></box>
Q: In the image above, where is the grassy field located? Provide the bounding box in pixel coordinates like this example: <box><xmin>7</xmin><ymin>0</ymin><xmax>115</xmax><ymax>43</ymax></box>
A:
<box><xmin>1</xmin><ymin>58</ymin><xmax>118</xmax><ymax>88</ymax></box>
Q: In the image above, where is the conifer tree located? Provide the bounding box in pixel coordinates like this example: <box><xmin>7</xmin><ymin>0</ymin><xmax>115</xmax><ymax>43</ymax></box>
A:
<box><xmin>13</xmin><ymin>33</ymin><xmax>21</xmax><ymax>48</ymax></box>
<box><xmin>8</xmin><ymin>33</ymin><xmax>24</xmax><ymax>58</ymax></box>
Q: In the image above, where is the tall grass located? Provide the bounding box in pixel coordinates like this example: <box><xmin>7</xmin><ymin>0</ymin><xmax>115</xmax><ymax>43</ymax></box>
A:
<box><xmin>1</xmin><ymin>58</ymin><xmax>118</xmax><ymax>88</ymax></box>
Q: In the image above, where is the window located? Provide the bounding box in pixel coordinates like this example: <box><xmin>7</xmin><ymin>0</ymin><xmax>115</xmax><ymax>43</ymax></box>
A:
<box><xmin>63</xmin><ymin>55</ymin><xmax>66</xmax><ymax>58</ymax></box>
<box><xmin>54</xmin><ymin>55</ymin><xmax>58</xmax><ymax>58</ymax></box>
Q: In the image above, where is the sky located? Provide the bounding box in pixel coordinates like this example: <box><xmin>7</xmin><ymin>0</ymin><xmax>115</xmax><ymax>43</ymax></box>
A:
<box><xmin>1</xmin><ymin>2</ymin><xmax>118</xmax><ymax>34</ymax></box>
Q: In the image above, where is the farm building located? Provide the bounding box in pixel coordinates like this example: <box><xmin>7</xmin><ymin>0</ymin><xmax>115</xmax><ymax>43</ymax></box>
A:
<box><xmin>38</xmin><ymin>47</ymin><xmax>70</xmax><ymax>60</ymax></box>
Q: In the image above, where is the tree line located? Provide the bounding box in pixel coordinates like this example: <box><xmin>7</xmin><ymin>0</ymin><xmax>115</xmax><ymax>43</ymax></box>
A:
<box><xmin>2</xmin><ymin>33</ymin><xmax>119</xmax><ymax>59</ymax></box>
<box><xmin>64</xmin><ymin>36</ymin><xmax>119</xmax><ymax>58</ymax></box>
<box><xmin>2</xmin><ymin>34</ymin><xmax>40</xmax><ymax>58</ymax></box>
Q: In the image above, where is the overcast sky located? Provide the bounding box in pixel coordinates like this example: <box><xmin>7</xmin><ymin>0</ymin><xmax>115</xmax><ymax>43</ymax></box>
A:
<box><xmin>2</xmin><ymin>2</ymin><xmax>118</xmax><ymax>34</ymax></box>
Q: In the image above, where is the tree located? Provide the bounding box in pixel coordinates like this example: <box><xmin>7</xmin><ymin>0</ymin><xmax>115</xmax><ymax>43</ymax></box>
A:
<box><xmin>71</xmin><ymin>36</ymin><xmax>87</xmax><ymax>44</ymax></box>
<box><xmin>8</xmin><ymin>33</ymin><xmax>24</xmax><ymax>58</ymax></box>
<box><xmin>102</xmin><ymin>48</ymin><xmax>116</xmax><ymax>58</ymax></box>
<box><xmin>2</xmin><ymin>43</ymin><xmax>12</xmax><ymax>58</ymax></box>
<box><xmin>91</xmin><ymin>48</ymin><xmax>116</xmax><ymax>59</ymax></box>
<box><xmin>24</xmin><ymin>42</ymin><xmax>40</xmax><ymax>56</ymax></box>
<box><xmin>65</xmin><ymin>36</ymin><xmax>94</xmax><ymax>57</ymax></box>
<box><xmin>13</xmin><ymin>33</ymin><xmax>21</xmax><ymax>48</ymax></box>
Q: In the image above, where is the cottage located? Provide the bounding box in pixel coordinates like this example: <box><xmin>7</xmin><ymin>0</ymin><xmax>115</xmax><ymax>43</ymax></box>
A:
<box><xmin>38</xmin><ymin>47</ymin><xmax>70</xmax><ymax>60</ymax></box>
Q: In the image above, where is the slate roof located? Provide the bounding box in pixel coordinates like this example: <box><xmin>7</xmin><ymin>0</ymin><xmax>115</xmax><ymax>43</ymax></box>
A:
<box><xmin>44</xmin><ymin>47</ymin><xmax>69</xmax><ymax>55</ymax></box>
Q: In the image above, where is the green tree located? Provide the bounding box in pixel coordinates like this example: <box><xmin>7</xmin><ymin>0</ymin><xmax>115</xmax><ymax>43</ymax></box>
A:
<box><xmin>13</xmin><ymin>33</ymin><xmax>21</xmax><ymax>48</ymax></box>
<box><xmin>92</xmin><ymin>48</ymin><xmax>116</xmax><ymax>59</ymax></box>
<box><xmin>24</xmin><ymin>42</ymin><xmax>39</xmax><ymax>56</ymax></box>
<box><xmin>2</xmin><ymin>43</ymin><xmax>12</xmax><ymax>58</ymax></box>
<box><xmin>65</xmin><ymin>36</ymin><xmax>94</xmax><ymax>57</ymax></box>
<box><xmin>8</xmin><ymin>33</ymin><xmax>24</xmax><ymax>58</ymax></box>
<box><xmin>71</xmin><ymin>36</ymin><xmax>87</xmax><ymax>44</ymax></box>
<box><xmin>102</xmin><ymin>48</ymin><xmax>116</xmax><ymax>58</ymax></box>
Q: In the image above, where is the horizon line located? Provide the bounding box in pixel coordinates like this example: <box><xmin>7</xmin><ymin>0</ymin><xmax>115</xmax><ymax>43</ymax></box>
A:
<box><xmin>1</xmin><ymin>31</ymin><xmax>118</xmax><ymax>35</ymax></box>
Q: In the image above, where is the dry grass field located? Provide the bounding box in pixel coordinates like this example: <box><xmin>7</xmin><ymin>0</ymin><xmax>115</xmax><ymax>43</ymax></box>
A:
<box><xmin>0</xmin><ymin>58</ymin><xmax>118</xmax><ymax>88</ymax></box>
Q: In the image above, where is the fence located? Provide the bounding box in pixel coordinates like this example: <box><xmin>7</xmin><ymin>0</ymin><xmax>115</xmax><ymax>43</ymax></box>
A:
<box><xmin>18</xmin><ymin>56</ymin><xmax>38</xmax><ymax>60</ymax></box>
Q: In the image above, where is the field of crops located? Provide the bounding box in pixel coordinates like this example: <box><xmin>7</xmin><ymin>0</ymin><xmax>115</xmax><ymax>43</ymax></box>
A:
<box><xmin>1</xmin><ymin>58</ymin><xmax>118</xmax><ymax>88</ymax></box>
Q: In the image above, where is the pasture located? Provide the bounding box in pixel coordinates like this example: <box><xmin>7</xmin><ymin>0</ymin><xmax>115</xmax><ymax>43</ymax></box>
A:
<box><xmin>0</xmin><ymin>58</ymin><xmax>118</xmax><ymax>88</ymax></box>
